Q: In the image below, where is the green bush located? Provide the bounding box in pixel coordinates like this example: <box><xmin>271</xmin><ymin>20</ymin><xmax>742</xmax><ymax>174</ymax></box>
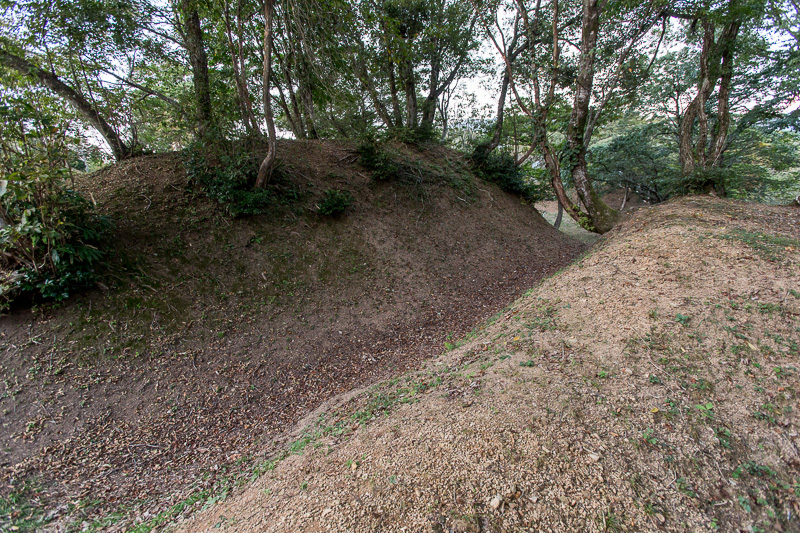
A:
<box><xmin>0</xmin><ymin>156</ymin><xmax>109</xmax><ymax>309</ymax></box>
<box><xmin>317</xmin><ymin>189</ymin><xmax>354</xmax><ymax>216</ymax></box>
<box><xmin>356</xmin><ymin>140</ymin><xmax>403</xmax><ymax>181</ymax></box>
<box><xmin>184</xmin><ymin>139</ymin><xmax>275</xmax><ymax>217</ymax></box>
<box><xmin>469</xmin><ymin>148</ymin><xmax>543</xmax><ymax>200</ymax></box>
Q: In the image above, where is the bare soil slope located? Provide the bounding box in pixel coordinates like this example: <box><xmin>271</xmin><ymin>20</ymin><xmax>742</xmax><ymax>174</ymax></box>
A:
<box><xmin>0</xmin><ymin>140</ymin><xmax>584</xmax><ymax>530</ymax></box>
<box><xmin>181</xmin><ymin>196</ymin><xmax>800</xmax><ymax>533</ymax></box>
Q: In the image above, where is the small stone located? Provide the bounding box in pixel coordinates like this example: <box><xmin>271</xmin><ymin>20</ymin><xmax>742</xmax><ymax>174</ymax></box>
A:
<box><xmin>655</xmin><ymin>513</ymin><xmax>665</xmax><ymax>524</ymax></box>
<box><xmin>490</xmin><ymin>495</ymin><xmax>502</xmax><ymax>509</ymax></box>
<box><xmin>588</xmin><ymin>452</ymin><xmax>601</xmax><ymax>462</ymax></box>
<box><xmin>322</xmin><ymin>508</ymin><xmax>332</xmax><ymax>517</ymax></box>
<box><xmin>351</xmin><ymin>462</ymin><xmax>358</xmax><ymax>471</ymax></box>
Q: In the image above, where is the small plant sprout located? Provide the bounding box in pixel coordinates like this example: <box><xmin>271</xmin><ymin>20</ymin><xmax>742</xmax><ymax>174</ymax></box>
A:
<box><xmin>695</xmin><ymin>402</ymin><xmax>714</xmax><ymax>420</ymax></box>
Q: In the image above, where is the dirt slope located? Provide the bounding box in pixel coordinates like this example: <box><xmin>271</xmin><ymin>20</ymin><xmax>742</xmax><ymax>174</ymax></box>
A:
<box><xmin>0</xmin><ymin>140</ymin><xmax>584</xmax><ymax>530</ymax></box>
<box><xmin>180</xmin><ymin>196</ymin><xmax>800</xmax><ymax>533</ymax></box>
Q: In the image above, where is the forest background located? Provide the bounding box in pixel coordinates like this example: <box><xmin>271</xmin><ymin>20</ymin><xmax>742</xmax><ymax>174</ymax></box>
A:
<box><xmin>1</xmin><ymin>0</ymin><xmax>799</xmax><ymax>305</ymax></box>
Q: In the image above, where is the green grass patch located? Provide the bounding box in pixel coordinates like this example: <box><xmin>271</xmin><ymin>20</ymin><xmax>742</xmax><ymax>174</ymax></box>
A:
<box><xmin>718</xmin><ymin>229</ymin><xmax>800</xmax><ymax>262</ymax></box>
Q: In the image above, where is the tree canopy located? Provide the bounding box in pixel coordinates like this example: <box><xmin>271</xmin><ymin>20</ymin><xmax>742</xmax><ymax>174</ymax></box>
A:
<box><xmin>0</xmin><ymin>0</ymin><xmax>797</xmax><ymax>221</ymax></box>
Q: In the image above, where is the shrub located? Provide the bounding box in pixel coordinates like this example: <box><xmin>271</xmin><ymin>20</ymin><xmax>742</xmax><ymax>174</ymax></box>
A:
<box><xmin>317</xmin><ymin>189</ymin><xmax>354</xmax><ymax>216</ymax></box>
<box><xmin>356</xmin><ymin>140</ymin><xmax>403</xmax><ymax>181</ymax></box>
<box><xmin>184</xmin><ymin>139</ymin><xmax>275</xmax><ymax>217</ymax></box>
<box><xmin>386</xmin><ymin>124</ymin><xmax>437</xmax><ymax>145</ymax></box>
<box><xmin>469</xmin><ymin>148</ymin><xmax>544</xmax><ymax>201</ymax></box>
<box><xmin>0</xmin><ymin>116</ymin><xmax>110</xmax><ymax>309</ymax></box>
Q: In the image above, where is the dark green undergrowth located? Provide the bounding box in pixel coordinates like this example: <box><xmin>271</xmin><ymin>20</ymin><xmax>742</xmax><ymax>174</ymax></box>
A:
<box><xmin>317</xmin><ymin>188</ymin><xmax>354</xmax><ymax>216</ymax></box>
<box><xmin>356</xmin><ymin>139</ymin><xmax>476</xmax><ymax>198</ymax></box>
<box><xmin>356</xmin><ymin>140</ymin><xmax>421</xmax><ymax>183</ymax></box>
<box><xmin>1</xmin><ymin>97</ymin><xmax>111</xmax><ymax>311</ymax></box>
<box><xmin>469</xmin><ymin>149</ymin><xmax>547</xmax><ymax>201</ymax></box>
<box><xmin>184</xmin><ymin>138</ymin><xmax>304</xmax><ymax>217</ymax></box>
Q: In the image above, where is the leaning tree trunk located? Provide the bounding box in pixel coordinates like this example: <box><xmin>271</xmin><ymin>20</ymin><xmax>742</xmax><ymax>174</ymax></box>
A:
<box><xmin>402</xmin><ymin>59</ymin><xmax>418</xmax><ymax>129</ymax></box>
<box><xmin>256</xmin><ymin>0</ymin><xmax>277</xmax><ymax>189</ymax></box>
<box><xmin>0</xmin><ymin>48</ymin><xmax>131</xmax><ymax>160</ymax></box>
<box><xmin>223</xmin><ymin>0</ymin><xmax>261</xmax><ymax>136</ymax></box>
<box><xmin>565</xmin><ymin>0</ymin><xmax>619</xmax><ymax>233</ymax></box>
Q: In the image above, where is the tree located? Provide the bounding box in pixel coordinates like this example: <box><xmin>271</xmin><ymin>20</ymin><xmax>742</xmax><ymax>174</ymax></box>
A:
<box><xmin>488</xmin><ymin>0</ymin><xmax>664</xmax><ymax>232</ymax></box>
<box><xmin>220</xmin><ymin>0</ymin><xmax>261</xmax><ymax>136</ymax></box>
<box><xmin>589</xmin><ymin>117</ymin><xmax>677</xmax><ymax>203</ymax></box>
<box><xmin>176</xmin><ymin>0</ymin><xmax>215</xmax><ymax>137</ymax></box>
<box><xmin>0</xmin><ymin>0</ymin><xmax>155</xmax><ymax>159</ymax></box>
<box><xmin>675</xmin><ymin>3</ymin><xmax>742</xmax><ymax>189</ymax></box>
<box><xmin>0</xmin><ymin>46</ymin><xmax>134</xmax><ymax>160</ymax></box>
<box><xmin>256</xmin><ymin>0</ymin><xmax>277</xmax><ymax>188</ymax></box>
<box><xmin>643</xmin><ymin>1</ymin><xmax>800</xmax><ymax>194</ymax></box>
<box><xmin>351</xmin><ymin>0</ymin><xmax>479</xmax><ymax>138</ymax></box>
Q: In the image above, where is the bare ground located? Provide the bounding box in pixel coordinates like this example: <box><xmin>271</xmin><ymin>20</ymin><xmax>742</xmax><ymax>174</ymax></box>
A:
<box><xmin>179</xmin><ymin>196</ymin><xmax>800</xmax><ymax>533</ymax></box>
<box><xmin>0</xmin><ymin>140</ymin><xmax>585</xmax><ymax>530</ymax></box>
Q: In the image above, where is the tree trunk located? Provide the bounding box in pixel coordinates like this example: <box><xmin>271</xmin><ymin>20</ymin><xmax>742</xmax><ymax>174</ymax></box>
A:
<box><xmin>181</xmin><ymin>0</ymin><xmax>214</xmax><ymax>138</ymax></box>
<box><xmin>402</xmin><ymin>60</ymin><xmax>417</xmax><ymax>129</ymax></box>
<box><xmin>256</xmin><ymin>0</ymin><xmax>277</xmax><ymax>189</ymax></box>
<box><xmin>0</xmin><ymin>48</ymin><xmax>131</xmax><ymax>160</ymax></box>
<box><xmin>538</xmin><ymin>130</ymin><xmax>584</xmax><ymax>226</ymax></box>
<box><xmin>553</xmin><ymin>202</ymin><xmax>563</xmax><ymax>229</ymax></box>
<box><xmin>355</xmin><ymin>46</ymin><xmax>393</xmax><ymax>129</ymax></box>
<box><xmin>300</xmin><ymin>84</ymin><xmax>319</xmax><ymax>139</ymax></box>
<box><xmin>678</xmin><ymin>13</ymin><xmax>741</xmax><ymax>192</ymax></box>
<box><xmin>565</xmin><ymin>0</ymin><xmax>619</xmax><ymax>233</ymax></box>
<box><xmin>709</xmin><ymin>20</ymin><xmax>740</xmax><ymax>169</ymax></box>
<box><xmin>223</xmin><ymin>0</ymin><xmax>259</xmax><ymax>136</ymax></box>
<box><xmin>237</xmin><ymin>0</ymin><xmax>260</xmax><ymax>136</ymax></box>
<box><xmin>419</xmin><ymin>56</ymin><xmax>441</xmax><ymax>130</ymax></box>
<box><xmin>276</xmin><ymin>48</ymin><xmax>307</xmax><ymax>138</ymax></box>
<box><xmin>485</xmin><ymin>71</ymin><xmax>510</xmax><ymax>154</ymax></box>
<box><xmin>276</xmin><ymin>82</ymin><xmax>302</xmax><ymax>138</ymax></box>
<box><xmin>420</xmin><ymin>96</ymin><xmax>437</xmax><ymax>129</ymax></box>
<box><xmin>387</xmin><ymin>56</ymin><xmax>404</xmax><ymax>127</ymax></box>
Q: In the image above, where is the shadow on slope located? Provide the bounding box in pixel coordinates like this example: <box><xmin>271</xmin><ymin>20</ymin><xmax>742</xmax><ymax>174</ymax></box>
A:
<box><xmin>0</xmin><ymin>139</ymin><xmax>585</xmax><ymax>530</ymax></box>
<box><xmin>182</xmin><ymin>196</ymin><xmax>800</xmax><ymax>533</ymax></box>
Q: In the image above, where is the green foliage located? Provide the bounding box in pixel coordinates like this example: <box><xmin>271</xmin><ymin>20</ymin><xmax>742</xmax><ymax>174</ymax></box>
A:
<box><xmin>317</xmin><ymin>188</ymin><xmax>353</xmax><ymax>216</ymax></box>
<box><xmin>184</xmin><ymin>139</ymin><xmax>275</xmax><ymax>217</ymax></box>
<box><xmin>0</xmin><ymin>480</ymin><xmax>46</xmax><ymax>532</ymax></box>
<box><xmin>590</xmin><ymin>118</ymin><xmax>676</xmax><ymax>203</ymax></box>
<box><xmin>0</xmin><ymin>97</ymin><xmax>109</xmax><ymax>309</ymax></box>
<box><xmin>469</xmin><ymin>149</ymin><xmax>545</xmax><ymax>201</ymax></box>
<box><xmin>387</xmin><ymin>124</ymin><xmax>438</xmax><ymax>145</ymax></box>
<box><xmin>357</xmin><ymin>140</ymin><xmax>404</xmax><ymax>181</ymax></box>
